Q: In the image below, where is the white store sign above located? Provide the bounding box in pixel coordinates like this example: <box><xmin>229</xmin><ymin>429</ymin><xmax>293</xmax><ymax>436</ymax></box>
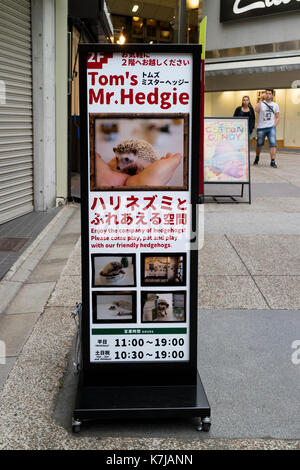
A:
<box><xmin>220</xmin><ymin>0</ymin><xmax>300</xmax><ymax>22</ymax></box>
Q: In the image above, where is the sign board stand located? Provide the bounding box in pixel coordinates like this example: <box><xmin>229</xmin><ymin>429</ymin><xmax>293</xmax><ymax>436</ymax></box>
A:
<box><xmin>73</xmin><ymin>44</ymin><xmax>210</xmax><ymax>433</ymax></box>
<box><xmin>204</xmin><ymin>117</ymin><xmax>252</xmax><ymax>204</ymax></box>
<box><xmin>205</xmin><ymin>182</ymin><xmax>251</xmax><ymax>204</ymax></box>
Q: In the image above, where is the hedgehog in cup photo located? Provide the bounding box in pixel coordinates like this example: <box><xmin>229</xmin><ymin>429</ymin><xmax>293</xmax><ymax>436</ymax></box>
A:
<box><xmin>100</xmin><ymin>262</ymin><xmax>125</xmax><ymax>279</ymax></box>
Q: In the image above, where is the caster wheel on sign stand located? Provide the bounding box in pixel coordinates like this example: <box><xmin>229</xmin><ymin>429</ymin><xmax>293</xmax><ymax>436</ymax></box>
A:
<box><xmin>195</xmin><ymin>418</ymin><xmax>203</xmax><ymax>432</ymax></box>
<box><xmin>195</xmin><ymin>417</ymin><xmax>211</xmax><ymax>432</ymax></box>
<box><xmin>72</xmin><ymin>419</ymin><xmax>82</xmax><ymax>434</ymax></box>
<box><xmin>202</xmin><ymin>417</ymin><xmax>211</xmax><ymax>432</ymax></box>
<box><xmin>202</xmin><ymin>422</ymin><xmax>211</xmax><ymax>432</ymax></box>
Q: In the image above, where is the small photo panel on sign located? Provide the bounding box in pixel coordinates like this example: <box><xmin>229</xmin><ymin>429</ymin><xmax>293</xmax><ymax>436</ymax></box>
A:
<box><xmin>141</xmin><ymin>253</ymin><xmax>186</xmax><ymax>287</ymax></box>
<box><xmin>141</xmin><ymin>291</ymin><xmax>186</xmax><ymax>323</ymax></box>
<box><xmin>92</xmin><ymin>291</ymin><xmax>137</xmax><ymax>324</ymax></box>
<box><xmin>92</xmin><ymin>254</ymin><xmax>136</xmax><ymax>288</ymax></box>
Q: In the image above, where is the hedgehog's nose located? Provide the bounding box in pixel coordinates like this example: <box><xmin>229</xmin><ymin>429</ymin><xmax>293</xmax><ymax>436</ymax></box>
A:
<box><xmin>117</xmin><ymin>166</ymin><xmax>120</xmax><ymax>170</ymax></box>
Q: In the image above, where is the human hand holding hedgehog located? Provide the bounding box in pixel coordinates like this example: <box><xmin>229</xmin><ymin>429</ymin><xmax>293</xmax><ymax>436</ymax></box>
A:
<box><xmin>95</xmin><ymin>138</ymin><xmax>182</xmax><ymax>188</ymax></box>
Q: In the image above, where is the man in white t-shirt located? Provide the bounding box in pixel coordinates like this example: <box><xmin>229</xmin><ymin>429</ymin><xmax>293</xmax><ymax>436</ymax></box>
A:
<box><xmin>253</xmin><ymin>89</ymin><xmax>280</xmax><ymax>168</ymax></box>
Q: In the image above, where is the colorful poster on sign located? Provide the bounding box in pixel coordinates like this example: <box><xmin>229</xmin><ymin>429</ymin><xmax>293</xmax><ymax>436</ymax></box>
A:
<box><xmin>86</xmin><ymin>51</ymin><xmax>195</xmax><ymax>364</ymax></box>
<box><xmin>204</xmin><ymin>118</ymin><xmax>249</xmax><ymax>183</ymax></box>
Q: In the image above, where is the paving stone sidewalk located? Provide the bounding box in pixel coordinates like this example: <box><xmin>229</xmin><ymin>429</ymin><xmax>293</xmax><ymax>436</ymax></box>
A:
<box><xmin>0</xmin><ymin>204</ymin><xmax>81</xmax><ymax>389</ymax></box>
<box><xmin>0</xmin><ymin>239</ymin><xmax>299</xmax><ymax>449</ymax></box>
<box><xmin>0</xmin><ymin>209</ymin><xmax>60</xmax><ymax>281</ymax></box>
<box><xmin>0</xmin><ymin>152</ymin><xmax>300</xmax><ymax>449</ymax></box>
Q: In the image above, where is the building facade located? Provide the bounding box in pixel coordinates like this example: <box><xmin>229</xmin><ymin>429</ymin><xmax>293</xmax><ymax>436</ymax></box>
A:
<box><xmin>203</xmin><ymin>0</ymin><xmax>300</xmax><ymax>148</ymax></box>
<box><xmin>0</xmin><ymin>0</ymin><xmax>113</xmax><ymax>224</ymax></box>
<box><xmin>0</xmin><ymin>0</ymin><xmax>69</xmax><ymax>224</ymax></box>
<box><xmin>1</xmin><ymin>0</ymin><xmax>300</xmax><ymax>226</ymax></box>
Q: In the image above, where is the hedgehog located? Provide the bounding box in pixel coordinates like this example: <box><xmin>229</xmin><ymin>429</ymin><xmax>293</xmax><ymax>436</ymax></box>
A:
<box><xmin>157</xmin><ymin>299</ymin><xmax>170</xmax><ymax>318</ymax></box>
<box><xmin>113</xmin><ymin>139</ymin><xmax>159</xmax><ymax>176</ymax></box>
<box><xmin>108</xmin><ymin>299</ymin><xmax>132</xmax><ymax>317</ymax></box>
<box><xmin>100</xmin><ymin>262</ymin><xmax>124</xmax><ymax>278</ymax></box>
<box><xmin>142</xmin><ymin>295</ymin><xmax>169</xmax><ymax>321</ymax></box>
<box><xmin>113</xmin><ymin>300</ymin><xmax>132</xmax><ymax>311</ymax></box>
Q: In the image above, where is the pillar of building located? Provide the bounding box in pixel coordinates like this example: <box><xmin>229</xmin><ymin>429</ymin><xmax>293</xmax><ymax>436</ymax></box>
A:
<box><xmin>55</xmin><ymin>0</ymin><xmax>68</xmax><ymax>204</ymax></box>
<box><xmin>31</xmin><ymin>0</ymin><xmax>57</xmax><ymax>211</ymax></box>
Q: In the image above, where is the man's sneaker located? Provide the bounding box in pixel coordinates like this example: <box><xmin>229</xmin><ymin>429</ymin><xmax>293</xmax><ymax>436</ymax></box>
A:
<box><xmin>253</xmin><ymin>156</ymin><xmax>260</xmax><ymax>165</ymax></box>
<box><xmin>270</xmin><ymin>160</ymin><xmax>278</xmax><ymax>168</ymax></box>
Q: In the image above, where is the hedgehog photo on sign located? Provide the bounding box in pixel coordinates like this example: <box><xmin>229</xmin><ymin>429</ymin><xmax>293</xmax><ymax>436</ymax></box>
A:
<box><xmin>89</xmin><ymin>114</ymin><xmax>189</xmax><ymax>190</ymax></box>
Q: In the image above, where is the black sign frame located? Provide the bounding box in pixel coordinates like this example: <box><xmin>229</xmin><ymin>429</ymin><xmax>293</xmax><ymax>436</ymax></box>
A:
<box><xmin>73</xmin><ymin>43</ymin><xmax>210</xmax><ymax>432</ymax></box>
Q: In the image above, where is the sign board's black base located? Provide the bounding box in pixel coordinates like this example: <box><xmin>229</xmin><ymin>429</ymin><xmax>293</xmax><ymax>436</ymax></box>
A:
<box><xmin>73</xmin><ymin>372</ymin><xmax>210</xmax><ymax>432</ymax></box>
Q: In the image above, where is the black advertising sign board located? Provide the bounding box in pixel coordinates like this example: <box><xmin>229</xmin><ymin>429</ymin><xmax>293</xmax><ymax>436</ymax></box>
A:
<box><xmin>73</xmin><ymin>44</ymin><xmax>210</xmax><ymax>432</ymax></box>
<box><xmin>220</xmin><ymin>0</ymin><xmax>300</xmax><ymax>22</ymax></box>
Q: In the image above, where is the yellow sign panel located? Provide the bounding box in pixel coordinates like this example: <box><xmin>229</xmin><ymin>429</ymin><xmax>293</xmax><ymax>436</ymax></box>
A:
<box><xmin>199</xmin><ymin>16</ymin><xmax>207</xmax><ymax>60</ymax></box>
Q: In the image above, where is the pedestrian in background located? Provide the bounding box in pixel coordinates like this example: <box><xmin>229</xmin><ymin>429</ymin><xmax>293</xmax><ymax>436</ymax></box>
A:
<box><xmin>254</xmin><ymin>88</ymin><xmax>280</xmax><ymax>168</ymax></box>
<box><xmin>234</xmin><ymin>95</ymin><xmax>256</xmax><ymax>136</ymax></box>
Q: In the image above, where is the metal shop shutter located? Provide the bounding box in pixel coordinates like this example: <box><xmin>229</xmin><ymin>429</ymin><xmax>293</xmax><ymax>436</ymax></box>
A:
<box><xmin>0</xmin><ymin>0</ymin><xmax>33</xmax><ymax>224</ymax></box>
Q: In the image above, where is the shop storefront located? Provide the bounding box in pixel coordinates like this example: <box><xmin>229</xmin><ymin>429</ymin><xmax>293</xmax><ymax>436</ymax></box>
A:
<box><xmin>68</xmin><ymin>0</ymin><xmax>114</xmax><ymax>199</ymax></box>
<box><xmin>0</xmin><ymin>0</ymin><xmax>34</xmax><ymax>224</ymax></box>
<box><xmin>203</xmin><ymin>0</ymin><xmax>300</xmax><ymax>149</ymax></box>
<box><xmin>0</xmin><ymin>0</ymin><xmax>69</xmax><ymax>225</ymax></box>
